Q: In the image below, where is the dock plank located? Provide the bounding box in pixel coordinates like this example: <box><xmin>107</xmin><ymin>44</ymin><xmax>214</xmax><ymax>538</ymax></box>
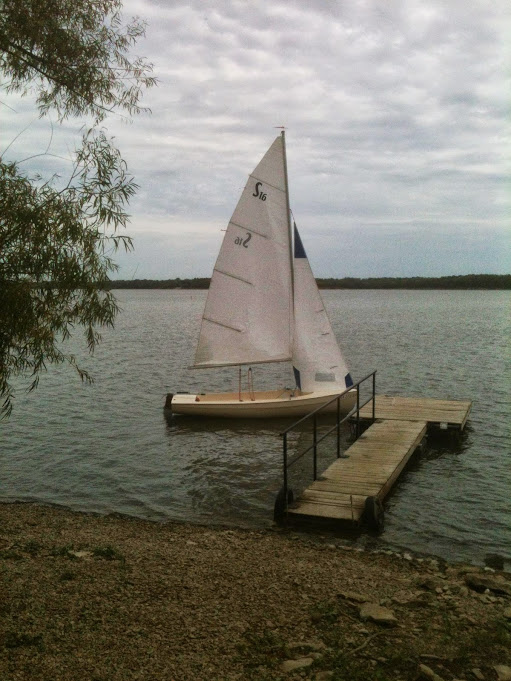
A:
<box><xmin>358</xmin><ymin>395</ymin><xmax>472</xmax><ymax>429</ymax></box>
<box><xmin>288</xmin><ymin>419</ymin><xmax>427</xmax><ymax>522</ymax></box>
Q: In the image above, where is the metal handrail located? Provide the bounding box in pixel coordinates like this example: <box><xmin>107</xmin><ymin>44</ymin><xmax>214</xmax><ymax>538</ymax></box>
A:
<box><xmin>277</xmin><ymin>370</ymin><xmax>377</xmax><ymax>520</ymax></box>
<box><xmin>279</xmin><ymin>369</ymin><xmax>377</xmax><ymax>436</ymax></box>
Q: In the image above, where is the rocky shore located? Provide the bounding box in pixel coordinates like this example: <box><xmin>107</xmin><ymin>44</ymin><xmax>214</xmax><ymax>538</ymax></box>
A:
<box><xmin>1</xmin><ymin>503</ymin><xmax>510</xmax><ymax>681</ymax></box>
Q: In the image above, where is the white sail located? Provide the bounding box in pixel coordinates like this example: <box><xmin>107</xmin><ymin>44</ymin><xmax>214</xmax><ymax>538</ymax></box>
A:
<box><xmin>292</xmin><ymin>224</ymin><xmax>353</xmax><ymax>393</ymax></box>
<box><xmin>193</xmin><ymin>135</ymin><xmax>293</xmax><ymax>368</ymax></box>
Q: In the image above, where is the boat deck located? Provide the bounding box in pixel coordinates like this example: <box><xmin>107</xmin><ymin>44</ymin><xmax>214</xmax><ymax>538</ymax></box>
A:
<box><xmin>358</xmin><ymin>395</ymin><xmax>472</xmax><ymax>431</ymax></box>
<box><xmin>287</xmin><ymin>419</ymin><xmax>427</xmax><ymax>523</ymax></box>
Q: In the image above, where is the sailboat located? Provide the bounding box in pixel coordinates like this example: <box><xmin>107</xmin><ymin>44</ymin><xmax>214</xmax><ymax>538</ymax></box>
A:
<box><xmin>169</xmin><ymin>132</ymin><xmax>356</xmax><ymax>418</ymax></box>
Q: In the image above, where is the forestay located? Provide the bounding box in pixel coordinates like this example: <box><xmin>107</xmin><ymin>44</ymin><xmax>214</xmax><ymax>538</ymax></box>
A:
<box><xmin>193</xmin><ymin>135</ymin><xmax>293</xmax><ymax>368</ymax></box>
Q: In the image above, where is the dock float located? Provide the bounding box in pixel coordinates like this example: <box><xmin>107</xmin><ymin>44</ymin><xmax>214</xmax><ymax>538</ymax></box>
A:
<box><xmin>287</xmin><ymin>419</ymin><xmax>427</xmax><ymax>527</ymax></box>
<box><xmin>358</xmin><ymin>395</ymin><xmax>472</xmax><ymax>431</ymax></box>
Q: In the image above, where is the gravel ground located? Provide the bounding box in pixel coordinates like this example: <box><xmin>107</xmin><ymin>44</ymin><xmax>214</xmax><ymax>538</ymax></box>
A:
<box><xmin>1</xmin><ymin>503</ymin><xmax>510</xmax><ymax>681</ymax></box>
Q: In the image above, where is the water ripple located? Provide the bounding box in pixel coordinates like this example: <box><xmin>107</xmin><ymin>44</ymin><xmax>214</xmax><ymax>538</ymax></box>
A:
<box><xmin>1</xmin><ymin>289</ymin><xmax>510</xmax><ymax>565</ymax></box>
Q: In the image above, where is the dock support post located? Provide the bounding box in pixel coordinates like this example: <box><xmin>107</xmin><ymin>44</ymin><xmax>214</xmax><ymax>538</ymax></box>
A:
<box><xmin>372</xmin><ymin>372</ymin><xmax>376</xmax><ymax>422</ymax></box>
<box><xmin>336</xmin><ymin>396</ymin><xmax>341</xmax><ymax>458</ymax></box>
<box><xmin>283</xmin><ymin>433</ymin><xmax>288</xmax><ymax>509</ymax></box>
<box><xmin>274</xmin><ymin>433</ymin><xmax>293</xmax><ymax>522</ymax></box>
<box><xmin>356</xmin><ymin>384</ymin><xmax>360</xmax><ymax>438</ymax></box>
<box><xmin>313</xmin><ymin>415</ymin><xmax>318</xmax><ymax>480</ymax></box>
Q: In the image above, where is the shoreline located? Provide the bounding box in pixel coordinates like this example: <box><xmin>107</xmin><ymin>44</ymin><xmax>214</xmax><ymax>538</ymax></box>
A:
<box><xmin>1</xmin><ymin>503</ymin><xmax>510</xmax><ymax>681</ymax></box>
<box><xmin>3</xmin><ymin>498</ymin><xmax>499</xmax><ymax>569</ymax></box>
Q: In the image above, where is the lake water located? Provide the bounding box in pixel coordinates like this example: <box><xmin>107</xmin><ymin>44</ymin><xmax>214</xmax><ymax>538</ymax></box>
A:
<box><xmin>2</xmin><ymin>289</ymin><xmax>510</xmax><ymax>566</ymax></box>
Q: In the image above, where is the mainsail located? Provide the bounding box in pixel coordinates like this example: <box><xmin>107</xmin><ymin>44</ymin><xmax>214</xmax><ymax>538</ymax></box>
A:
<box><xmin>193</xmin><ymin>135</ymin><xmax>293</xmax><ymax>368</ymax></box>
<box><xmin>292</xmin><ymin>224</ymin><xmax>353</xmax><ymax>392</ymax></box>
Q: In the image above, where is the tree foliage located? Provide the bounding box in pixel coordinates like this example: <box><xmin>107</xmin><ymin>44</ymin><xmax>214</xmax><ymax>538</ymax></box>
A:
<box><xmin>0</xmin><ymin>0</ymin><xmax>155</xmax><ymax>416</ymax></box>
<box><xmin>0</xmin><ymin>0</ymin><xmax>155</xmax><ymax>122</ymax></box>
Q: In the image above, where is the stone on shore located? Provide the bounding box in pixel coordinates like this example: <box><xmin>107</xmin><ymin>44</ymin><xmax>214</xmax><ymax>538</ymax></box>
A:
<box><xmin>419</xmin><ymin>663</ymin><xmax>445</xmax><ymax>681</ymax></box>
<box><xmin>464</xmin><ymin>574</ymin><xmax>511</xmax><ymax>595</ymax></box>
<box><xmin>494</xmin><ymin>665</ymin><xmax>511</xmax><ymax>681</ymax></box>
<box><xmin>280</xmin><ymin>657</ymin><xmax>314</xmax><ymax>673</ymax></box>
<box><xmin>359</xmin><ymin>602</ymin><xmax>397</xmax><ymax>626</ymax></box>
<box><xmin>337</xmin><ymin>590</ymin><xmax>367</xmax><ymax>603</ymax></box>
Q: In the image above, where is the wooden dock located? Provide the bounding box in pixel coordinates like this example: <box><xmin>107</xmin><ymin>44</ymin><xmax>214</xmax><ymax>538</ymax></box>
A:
<box><xmin>279</xmin><ymin>388</ymin><xmax>472</xmax><ymax>528</ymax></box>
<box><xmin>358</xmin><ymin>395</ymin><xmax>472</xmax><ymax>431</ymax></box>
<box><xmin>287</xmin><ymin>419</ymin><xmax>427</xmax><ymax>525</ymax></box>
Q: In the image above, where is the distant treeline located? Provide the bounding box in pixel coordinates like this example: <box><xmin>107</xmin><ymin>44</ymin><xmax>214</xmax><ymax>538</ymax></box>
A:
<box><xmin>316</xmin><ymin>274</ymin><xmax>511</xmax><ymax>289</ymax></box>
<box><xmin>107</xmin><ymin>278</ymin><xmax>211</xmax><ymax>289</ymax></box>
<box><xmin>107</xmin><ymin>274</ymin><xmax>511</xmax><ymax>290</ymax></box>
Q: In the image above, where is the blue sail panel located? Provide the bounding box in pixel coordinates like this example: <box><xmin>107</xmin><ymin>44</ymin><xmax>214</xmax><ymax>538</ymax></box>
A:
<box><xmin>294</xmin><ymin>223</ymin><xmax>307</xmax><ymax>259</ymax></box>
<box><xmin>293</xmin><ymin>366</ymin><xmax>302</xmax><ymax>389</ymax></box>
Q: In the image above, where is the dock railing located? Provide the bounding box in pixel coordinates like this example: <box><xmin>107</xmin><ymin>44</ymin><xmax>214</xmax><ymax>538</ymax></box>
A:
<box><xmin>275</xmin><ymin>370</ymin><xmax>377</xmax><ymax>520</ymax></box>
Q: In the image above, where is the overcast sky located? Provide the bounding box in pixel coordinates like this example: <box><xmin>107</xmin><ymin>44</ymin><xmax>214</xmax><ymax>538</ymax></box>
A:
<box><xmin>2</xmin><ymin>0</ymin><xmax>510</xmax><ymax>279</ymax></box>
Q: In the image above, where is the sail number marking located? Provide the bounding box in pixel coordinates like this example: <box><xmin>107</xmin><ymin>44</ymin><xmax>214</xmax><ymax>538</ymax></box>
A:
<box><xmin>233</xmin><ymin>181</ymin><xmax>266</xmax><ymax>247</ymax></box>
<box><xmin>234</xmin><ymin>233</ymin><xmax>252</xmax><ymax>248</ymax></box>
<box><xmin>253</xmin><ymin>181</ymin><xmax>267</xmax><ymax>201</ymax></box>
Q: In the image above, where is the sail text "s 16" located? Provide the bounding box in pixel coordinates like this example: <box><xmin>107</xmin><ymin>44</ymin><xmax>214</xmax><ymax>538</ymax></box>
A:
<box><xmin>253</xmin><ymin>182</ymin><xmax>267</xmax><ymax>201</ymax></box>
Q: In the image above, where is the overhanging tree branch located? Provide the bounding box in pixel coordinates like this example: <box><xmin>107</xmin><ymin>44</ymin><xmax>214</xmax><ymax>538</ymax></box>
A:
<box><xmin>0</xmin><ymin>0</ymin><xmax>156</xmax><ymax>417</ymax></box>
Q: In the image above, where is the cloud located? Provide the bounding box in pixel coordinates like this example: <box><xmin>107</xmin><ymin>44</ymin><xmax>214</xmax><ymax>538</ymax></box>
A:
<box><xmin>2</xmin><ymin>0</ymin><xmax>509</xmax><ymax>277</ymax></box>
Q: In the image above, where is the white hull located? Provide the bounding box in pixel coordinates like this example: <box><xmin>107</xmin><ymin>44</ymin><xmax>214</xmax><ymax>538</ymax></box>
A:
<box><xmin>170</xmin><ymin>389</ymin><xmax>356</xmax><ymax>419</ymax></box>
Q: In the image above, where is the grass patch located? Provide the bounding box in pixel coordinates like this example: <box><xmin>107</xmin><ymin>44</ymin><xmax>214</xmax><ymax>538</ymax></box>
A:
<box><xmin>237</xmin><ymin>629</ymin><xmax>287</xmax><ymax>678</ymax></box>
<box><xmin>92</xmin><ymin>546</ymin><xmax>125</xmax><ymax>562</ymax></box>
<box><xmin>4</xmin><ymin>631</ymin><xmax>43</xmax><ymax>650</ymax></box>
<box><xmin>59</xmin><ymin>570</ymin><xmax>76</xmax><ymax>581</ymax></box>
<box><xmin>307</xmin><ymin>599</ymin><xmax>420</xmax><ymax>680</ymax></box>
<box><xmin>445</xmin><ymin>616</ymin><xmax>511</xmax><ymax>671</ymax></box>
<box><xmin>49</xmin><ymin>544</ymin><xmax>76</xmax><ymax>559</ymax></box>
<box><xmin>23</xmin><ymin>540</ymin><xmax>42</xmax><ymax>555</ymax></box>
<box><xmin>310</xmin><ymin>599</ymin><xmax>340</xmax><ymax>625</ymax></box>
<box><xmin>0</xmin><ymin>549</ymin><xmax>23</xmax><ymax>560</ymax></box>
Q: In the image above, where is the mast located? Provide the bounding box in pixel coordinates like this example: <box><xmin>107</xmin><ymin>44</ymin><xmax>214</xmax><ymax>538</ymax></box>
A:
<box><xmin>281</xmin><ymin>130</ymin><xmax>295</xmax><ymax>346</ymax></box>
